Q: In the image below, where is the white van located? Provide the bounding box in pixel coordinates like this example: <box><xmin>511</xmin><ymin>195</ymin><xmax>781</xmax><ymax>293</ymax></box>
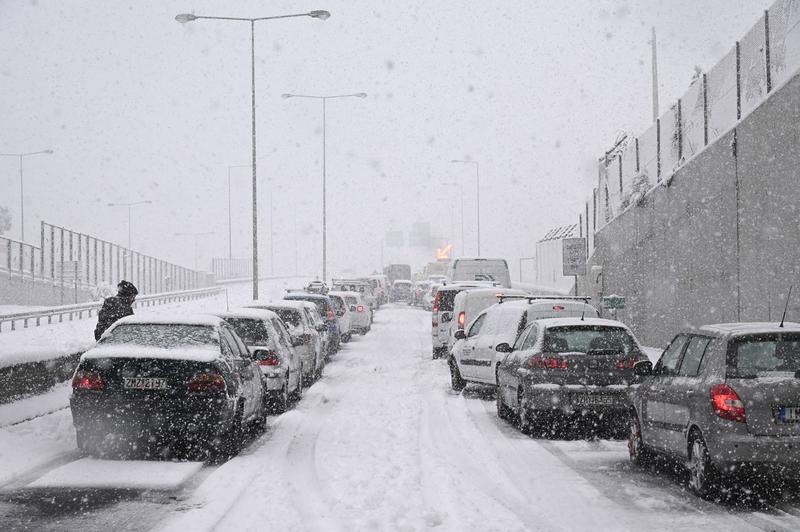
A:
<box><xmin>445</xmin><ymin>258</ymin><xmax>511</xmax><ymax>288</ymax></box>
<box><xmin>449</xmin><ymin>297</ymin><xmax>599</xmax><ymax>389</ymax></box>
<box><xmin>448</xmin><ymin>287</ymin><xmax>528</xmax><ymax>351</ymax></box>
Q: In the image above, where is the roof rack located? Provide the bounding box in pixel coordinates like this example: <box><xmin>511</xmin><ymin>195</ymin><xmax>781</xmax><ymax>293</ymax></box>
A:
<box><xmin>496</xmin><ymin>294</ymin><xmax>592</xmax><ymax>304</ymax></box>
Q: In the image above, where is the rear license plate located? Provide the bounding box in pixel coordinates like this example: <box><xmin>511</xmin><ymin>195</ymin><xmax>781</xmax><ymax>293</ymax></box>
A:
<box><xmin>572</xmin><ymin>394</ymin><xmax>616</xmax><ymax>407</ymax></box>
<box><xmin>776</xmin><ymin>406</ymin><xmax>800</xmax><ymax>423</ymax></box>
<box><xmin>123</xmin><ymin>377</ymin><xmax>168</xmax><ymax>390</ymax></box>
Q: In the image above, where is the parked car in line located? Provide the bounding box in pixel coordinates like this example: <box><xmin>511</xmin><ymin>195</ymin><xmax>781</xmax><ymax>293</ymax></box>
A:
<box><xmin>331</xmin><ymin>278</ymin><xmax>377</xmax><ymax>311</ymax></box>
<box><xmin>213</xmin><ymin>309</ymin><xmax>303</xmax><ymax>413</ymax></box>
<box><xmin>368</xmin><ymin>274</ymin><xmax>390</xmax><ymax>306</ymax></box>
<box><xmin>431</xmin><ymin>282</ymin><xmax>495</xmax><ymax>359</ymax></box>
<box><xmin>70</xmin><ymin>315</ymin><xmax>267</xmax><ymax>460</ymax></box>
<box><xmin>413</xmin><ymin>280</ymin><xmax>432</xmax><ymax>307</ymax></box>
<box><xmin>391</xmin><ymin>279</ymin><xmax>414</xmax><ymax>303</ymax></box>
<box><xmin>246</xmin><ymin>300</ymin><xmax>327</xmax><ymax>384</ymax></box>
<box><xmin>448</xmin><ymin>288</ymin><xmax>528</xmax><ymax>351</ymax></box>
<box><xmin>495</xmin><ymin>317</ymin><xmax>645</xmax><ymax>438</ymax></box>
<box><xmin>284</xmin><ymin>292</ymin><xmax>341</xmax><ymax>357</ymax></box>
<box><xmin>327</xmin><ymin>291</ymin><xmax>354</xmax><ymax>342</ymax></box>
<box><xmin>304</xmin><ymin>280</ymin><xmax>329</xmax><ymax>294</ymax></box>
<box><xmin>445</xmin><ymin>257</ymin><xmax>511</xmax><ymax>288</ymax></box>
<box><xmin>449</xmin><ymin>297</ymin><xmax>600</xmax><ymax>389</ymax></box>
<box><xmin>628</xmin><ymin>322</ymin><xmax>800</xmax><ymax>499</ymax></box>
<box><xmin>340</xmin><ymin>291</ymin><xmax>372</xmax><ymax>334</ymax></box>
<box><xmin>428</xmin><ymin>274</ymin><xmax>446</xmax><ymax>285</ymax></box>
<box><xmin>422</xmin><ymin>283</ymin><xmax>439</xmax><ymax>311</ymax></box>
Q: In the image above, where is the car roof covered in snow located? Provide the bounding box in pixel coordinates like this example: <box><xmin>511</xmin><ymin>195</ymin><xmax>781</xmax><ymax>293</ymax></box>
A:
<box><xmin>111</xmin><ymin>314</ymin><xmax>224</xmax><ymax>328</ymax></box>
<box><xmin>533</xmin><ymin>317</ymin><xmax>630</xmax><ymax>330</ymax></box>
<box><xmin>697</xmin><ymin>322</ymin><xmax>800</xmax><ymax>337</ymax></box>
<box><xmin>81</xmin><ymin>344</ymin><xmax>220</xmax><ymax>363</ymax></box>
<box><xmin>212</xmin><ymin>308</ymin><xmax>279</xmax><ymax>322</ymax></box>
<box><xmin>328</xmin><ymin>290</ymin><xmax>360</xmax><ymax>298</ymax></box>
<box><xmin>247</xmin><ymin>300</ymin><xmax>307</xmax><ymax>311</ymax></box>
<box><xmin>284</xmin><ymin>292</ymin><xmax>330</xmax><ymax>302</ymax></box>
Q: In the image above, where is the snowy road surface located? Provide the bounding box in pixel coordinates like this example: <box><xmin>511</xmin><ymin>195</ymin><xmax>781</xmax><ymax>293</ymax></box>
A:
<box><xmin>3</xmin><ymin>304</ymin><xmax>800</xmax><ymax>531</ymax></box>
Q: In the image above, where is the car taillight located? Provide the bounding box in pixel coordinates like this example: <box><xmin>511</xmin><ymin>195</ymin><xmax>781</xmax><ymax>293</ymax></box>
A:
<box><xmin>615</xmin><ymin>358</ymin><xmax>639</xmax><ymax>369</ymax></box>
<box><xmin>433</xmin><ymin>292</ymin><xmax>441</xmax><ymax>313</ymax></box>
<box><xmin>457</xmin><ymin>311</ymin><xmax>466</xmax><ymax>329</ymax></box>
<box><xmin>357</xmin><ymin>305</ymin><xmax>364</xmax><ymax>312</ymax></box>
<box><xmin>528</xmin><ymin>356</ymin><xmax>568</xmax><ymax>370</ymax></box>
<box><xmin>552</xmin><ymin>305</ymin><xmax>565</xmax><ymax>311</ymax></box>
<box><xmin>710</xmin><ymin>383</ymin><xmax>746</xmax><ymax>423</ymax></box>
<box><xmin>72</xmin><ymin>370</ymin><xmax>105</xmax><ymax>390</ymax></box>
<box><xmin>188</xmin><ymin>373</ymin><xmax>227</xmax><ymax>392</ymax></box>
<box><xmin>256</xmin><ymin>351</ymin><xmax>281</xmax><ymax>366</ymax></box>
<box><xmin>327</xmin><ymin>309</ymin><xmax>335</xmax><ymax>321</ymax></box>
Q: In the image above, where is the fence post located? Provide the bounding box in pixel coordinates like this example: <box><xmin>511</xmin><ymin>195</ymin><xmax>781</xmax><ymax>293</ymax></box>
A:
<box><xmin>703</xmin><ymin>73</ymin><xmax>709</xmax><ymax>146</ymax></box>
<box><xmin>49</xmin><ymin>224</ymin><xmax>55</xmax><ymax>280</ymax></box>
<box><xmin>40</xmin><ymin>221</ymin><xmax>45</xmax><ymax>278</ymax></box>
<box><xmin>736</xmin><ymin>41</ymin><xmax>741</xmax><ymax>120</ymax></box>
<box><xmin>765</xmin><ymin>10</ymin><xmax>772</xmax><ymax>93</ymax></box>
<box><xmin>677</xmin><ymin>99</ymin><xmax>683</xmax><ymax>161</ymax></box>
<box><xmin>656</xmin><ymin>118</ymin><xmax>661</xmax><ymax>181</ymax></box>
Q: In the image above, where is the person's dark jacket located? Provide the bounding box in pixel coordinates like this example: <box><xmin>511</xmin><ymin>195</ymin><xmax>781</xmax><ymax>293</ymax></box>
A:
<box><xmin>94</xmin><ymin>296</ymin><xmax>134</xmax><ymax>340</ymax></box>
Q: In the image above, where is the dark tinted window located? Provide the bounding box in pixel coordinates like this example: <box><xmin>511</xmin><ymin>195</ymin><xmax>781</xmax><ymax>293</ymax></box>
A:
<box><xmin>729</xmin><ymin>333</ymin><xmax>800</xmax><ymax>377</ymax></box>
<box><xmin>271</xmin><ymin>308</ymin><xmax>302</xmax><ymax>328</ymax></box>
<box><xmin>223</xmin><ymin>318</ymin><xmax>270</xmax><ymax>346</ymax></box>
<box><xmin>437</xmin><ymin>290</ymin><xmax>461</xmax><ymax>312</ymax></box>
<box><xmin>542</xmin><ymin>326</ymin><xmax>636</xmax><ymax>354</ymax></box>
<box><xmin>285</xmin><ymin>295</ymin><xmax>327</xmax><ymax>316</ymax></box>
<box><xmin>101</xmin><ymin>324</ymin><xmax>218</xmax><ymax>348</ymax></box>
<box><xmin>677</xmin><ymin>336</ymin><xmax>710</xmax><ymax>376</ymax></box>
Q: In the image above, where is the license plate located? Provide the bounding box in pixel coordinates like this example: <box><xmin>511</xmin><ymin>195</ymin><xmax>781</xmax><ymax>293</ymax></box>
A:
<box><xmin>777</xmin><ymin>406</ymin><xmax>800</xmax><ymax>423</ymax></box>
<box><xmin>123</xmin><ymin>377</ymin><xmax>168</xmax><ymax>390</ymax></box>
<box><xmin>572</xmin><ymin>394</ymin><xmax>616</xmax><ymax>406</ymax></box>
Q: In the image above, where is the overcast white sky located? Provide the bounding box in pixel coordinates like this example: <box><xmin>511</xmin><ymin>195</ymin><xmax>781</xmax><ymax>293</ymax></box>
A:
<box><xmin>0</xmin><ymin>0</ymin><xmax>772</xmax><ymax>276</ymax></box>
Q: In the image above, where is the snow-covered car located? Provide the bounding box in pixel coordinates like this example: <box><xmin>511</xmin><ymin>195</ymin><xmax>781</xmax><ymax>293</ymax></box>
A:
<box><xmin>284</xmin><ymin>292</ymin><xmax>341</xmax><ymax>356</ymax></box>
<box><xmin>214</xmin><ymin>309</ymin><xmax>304</xmax><ymax>413</ymax></box>
<box><xmin>449</xmin><ymin>297</ymin><xmax>600</xmax><ymax>389</ymax></box>
<box><xmin>331</xmin><ymin>278</ymin><xmax>377</xmax><ymax>311</ymax></box>
<box><xmin>431</xmin><ymin>282</ymin><xmax>492</xmax><ymax>359</ymax></box>
<box><xmin>247</xmin><ymin>300</ymin><xmax>326</xmax><ymax>384</ymax></box>
<box><xmin>495</xmin><ymin>317</ymin><xmax>646</xmax><ymax>437</ymax></box>
<box><xmin>368</xmin><ymin>274</ymin><xmax>389</xmax><ymax>306</ymax></box>
<box><xmin>413</xmin><ymin>280</ymin><xmax>431</xmax><ymax>307</ymax></box>
<box><xmin>340</xmin><ymin>291</ymin><xmax>372</xmax><ymax>334</ymax></box>
<box><xmin>327</xmin><ymin>291</ymin><xmax>354</xmax><ymax>342</ymax></box>
<box><xmin>448</xmin><ymin>287</ymin><xmax>528</xmax><ymax>351</ymax></box>
<box><xmin>70</xmin><ymin>315</ymin><xmax>267</xmax><ymax>459</ymax></box>
<box><xmin>445</xmin><ymin>257</ymin><xmax>511</xmax><ymax>288</ymax></box>
<box><xmin>391</xmin><ymin>279</ymin><xmax>413</xmax><ymax>303</ymax></box>
<box><xmin>629</xmin><ymin>322</ymin><xmax>800</xmax><ymax>499</ymax></box>
<box><xmin>422</xmin><ymin>283</ymin><xmax>439</xmax><ymax>311</ymax></box>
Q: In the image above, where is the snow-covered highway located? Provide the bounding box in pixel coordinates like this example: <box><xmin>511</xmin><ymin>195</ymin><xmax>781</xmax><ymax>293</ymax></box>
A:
<box><xmin>3</xmin><ymin>304</ymin><xmax>800</xmax><ymax>531</ymax></box>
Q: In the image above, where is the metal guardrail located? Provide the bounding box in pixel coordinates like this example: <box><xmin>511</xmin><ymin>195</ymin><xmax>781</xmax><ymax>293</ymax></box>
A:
<box><xmin>0</xmin><ymin>286</ymin><xmax>225</xmax><ymax>333</ymax></box>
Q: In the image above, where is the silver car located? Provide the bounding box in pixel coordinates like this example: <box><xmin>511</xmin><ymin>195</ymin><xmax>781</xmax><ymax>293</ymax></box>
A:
<box><xmin>629</xmin><ymin>322</ymin><xmax>800</xmax><ymax>498</ymax></box>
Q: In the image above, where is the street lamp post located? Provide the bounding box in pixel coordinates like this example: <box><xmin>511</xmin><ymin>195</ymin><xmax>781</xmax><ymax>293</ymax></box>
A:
<box><xmin>176</xmin><ymin>9</ymin><xmax>330</xmax><ymax>299</ymax></box>
<box><xmin>175</xmin><ymin>231</ymin><xmax>215</xmax><ymax>270</ymax></box>
<box><xmin>0</xmin><ymin>149</ymin><xmax>53</xmax><ymax>242</ymax></box>
<box><xmin>451</xmin><ymin>159</ymin><xmax>481</xmax><ymax>256</ymax></box>
<box><xmin>107</xmin><ymin>200</ymin><xmax>152</xmax><ymax>249</ymax></box>
<box><xmin>282</xmin><ymin>92</ymin><xmax>367</xmax><ymax>283</ymax></box>
<box><xmin>440</xmin><ymin>180</ymin><xmax>465</xmax><ymax>256</ymax></box>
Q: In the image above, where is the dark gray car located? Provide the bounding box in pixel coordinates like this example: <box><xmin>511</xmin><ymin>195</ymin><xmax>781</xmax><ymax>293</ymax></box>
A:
<box><xmin>628</xmin><ymin>322</ymin><xmax>800</xmax><ymax>499</ymax></box>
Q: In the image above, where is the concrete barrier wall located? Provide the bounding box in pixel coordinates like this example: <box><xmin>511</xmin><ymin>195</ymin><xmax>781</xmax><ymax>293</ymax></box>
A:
<box><xmin>583</xmin><ymin>73</ymin><xmax>800</xmax><ymax>348</ymax></box>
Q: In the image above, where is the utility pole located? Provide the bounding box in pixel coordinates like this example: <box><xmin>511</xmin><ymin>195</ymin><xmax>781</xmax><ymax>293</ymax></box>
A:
<box><xmin>651</xmin><ymin>26</ymin><xmax>659</xmax><ymax>122</ymax></box>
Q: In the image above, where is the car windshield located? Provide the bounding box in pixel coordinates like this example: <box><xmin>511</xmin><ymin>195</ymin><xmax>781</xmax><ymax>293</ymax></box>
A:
<box><xmin>345</xmin><ymin>296</ymin><xmax>358</xmax><ymax>305</ymax></box>
<box><xmin>222</xmin><ymin>318</ymin><xmax>270</xmax><ymax>346</ymax></box>
<box><xmin>100</xmin><ymin>324</ymin><xmax>218</xmax><ymax>348</ymax></box>
<box><xmin>542</xmin><ymin>326</ymin><xmax>637</xmax><ymax>354</ymax></box>
<box><xmin>729</xmin><ymin>334</ymin><xmax>800</xmax><ymax>377</ymax></box>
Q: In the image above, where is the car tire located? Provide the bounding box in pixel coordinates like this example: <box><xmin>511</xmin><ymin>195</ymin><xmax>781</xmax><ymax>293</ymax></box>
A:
<box><xmin>254</xmin><ymin>393</ymin><xmax>269</xmax><ymax>431</ymax></box>
<box><xmin>213</xmin><ymin>405</ymin><xmax>244</xmax><ymax>461</ymax></box>
<box><xmin>628</xmin><ymin>409</ymin><xmax>654</xmax><ymax>466</ymax></box>
<box><xmin>496</xmin><ymin>384</ymin><xmax>512</xmax><ymax>421</ymax></box>
<box><xmin>688</xmin><ymin>433</ymin><xmax>721</xmax><ymax>500</ymax></box>
<box><xmin>304</xmin><ymin>361</ymin><xmax>316</xmax><ymax>387</ymax></box>
<box><xmin>271</xmin><ymin>382</ymin><xmax>290</xmax><ymax>415</ymax></box>
<box><xmin>449</xmin><ymin>358</ymin><xmax>466</xmax><ymax>391</ymax></box>
<box><xmin>293</xmin><ymin>366</ymin><xmax>304</xmax><ymax>401</ymax></box>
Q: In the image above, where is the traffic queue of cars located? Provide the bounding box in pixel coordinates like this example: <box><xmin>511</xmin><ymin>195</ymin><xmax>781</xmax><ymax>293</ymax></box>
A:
<box><xmin>70</xmin><ymin>280</ymin><xmax>380</xmax><ymax>462</ymax></box>
<box><xmin>430</xmin><ymin>257</ymin><xmax>800</xmax><ymax>499</ymax></box>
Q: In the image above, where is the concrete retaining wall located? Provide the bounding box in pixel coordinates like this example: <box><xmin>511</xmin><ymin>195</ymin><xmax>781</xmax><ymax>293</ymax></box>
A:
<box><xmin>582</xmin><ymin>72</ymin><xmax>800</xmax><ymax>348</ymax></box>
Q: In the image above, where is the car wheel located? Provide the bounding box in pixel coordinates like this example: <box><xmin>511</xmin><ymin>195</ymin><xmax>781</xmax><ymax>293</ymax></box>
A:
<box><xmin>688</xmin><ymin>433</ymin><xmax>720</xmax><ymax>499</ymax></box>
<box><xmin>213</xmin><ymin>404</ymin><xmax>244</xmax><ymax>461</ymax></box>
<box><xmin>628</xmin><ymin>409</ymin><xmax>654</xmax><ymax>466</ymax></box>
<box><xmin>271</xmin><ymin>382</ymin><xmax>290</xmax><ymax>414</ymax></box>
<box><xmin>294</xmin><ymin>368</ymin><xmax>304</xmax><ymax>401</ymax></box>
<box><xmin>254</xmin><ymin>393</ymin><xmax>269</xmax><ymax>431</ymax></box>
<box><xmin>449</xmin><ymin>358</ymin><xmax>466</xmax><ymax>391</ymax></box>
<box><xmin>495</xmin><ymin>383</ymin><xmax>512</xmax><ymax>421</ymax></box>
<box><xmin>304</xmin><ymin>360</ymin><xmax>316</xmax><ymax>386</ymax></box>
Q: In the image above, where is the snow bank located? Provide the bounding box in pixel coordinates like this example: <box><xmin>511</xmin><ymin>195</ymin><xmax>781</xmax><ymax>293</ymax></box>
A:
<box><xmin>26</xmin><ymin>458</ymin><xmax>203</xmax><ymax>490</ymax></box>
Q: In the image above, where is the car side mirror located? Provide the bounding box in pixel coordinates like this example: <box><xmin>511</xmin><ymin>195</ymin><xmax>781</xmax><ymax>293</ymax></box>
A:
<box><xmin>441</xmin><ymin>312</ymin><xmax>452</xmax><ymax>323</ymax></box>
<box><xmin>291</xmin><ymin>336</ymin><xmax>304</xmax><ymax>347</ymax></box>
<box><xmin>349</xmin><ymin>305</ymin><xmax>357</xmax><ymax>312</ymax></box>
<box><xmin>634</xmin><ymin>360</ymin><xmax>653</xmax><ymax>376</ymax></box>
<box><xmin>495</xmin><ymin>342</ymin><xmax>513</xmax><ymax>353</ymax></box>
<box><xmin>252</xmin><ymin>349</ymin><xmax>271</xmax><ymax>360</ymax></box>
<box><xmin>454</xmin><ymin>329</ymin><xmax>466</xmax><ymax>340</ymax></box>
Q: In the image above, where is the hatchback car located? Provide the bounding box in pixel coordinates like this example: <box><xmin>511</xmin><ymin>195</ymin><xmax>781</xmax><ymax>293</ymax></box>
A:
<box><xmin>284</xmin><ymin>292</ymin><xmax>341</xmax><ymax>356</ymax></box>
<box><xmin>326</xmin><ymin>291</ymin><xmax>354</xmax><ymax>342</ymax></box>
<box><xmin>214</xmin><ymin>309</ymin><xmax>304</xmax><ymax>413</ymax></box>
<box><xmin>629</xmin><ymin>322</ymin><xmax>800</xmax><ymax>498</ymax></box>
<box><xmin>391</xmin><ymin>279</ymin><xmax>414</xmax><ymax>303</ymax></box>
<box><xmin>340</xmin><ymin>291</ymin><xmax>372</xmax><ymax>334</ymax></box>
<box><xmin>495</xmin><ymin>317</ymin><xmax>646</xmax><ymax>437</ymax></box>
<box><xmin>70</xmin><ymin>315</ymin><xmax>267</xmax><ymax>460</ymax></box>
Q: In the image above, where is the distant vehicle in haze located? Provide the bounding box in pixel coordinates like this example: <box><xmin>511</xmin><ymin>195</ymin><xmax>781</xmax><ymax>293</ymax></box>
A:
<box><xmin>368</xmin><ymin>274</ymin><xmax>390</xmax><ymax>306</ymax></box>
<box><xmin>339</xmin><ymin>291</ymin><xmax>372</xmax><ymax>334</ymax></box>
<box><xmin>431</xmin><ymin>282</ymin><xmax>492</xmax><ymax>359</ymax></box>
<box><xmin>424</xmin><ymin>261</ymin><xmax>449</xmax><ymax>279</ymax></box>
<box><xmin>331</xmin><ymin>278</ymin><xmax>377</xmax><ymax>311</ymax></box>
<box><xmin>446</xmin><ymin>258</ymin><xmax>511</xmax><ymax>288</ymax></box>
<box><xmin>413</xmin><ymin>280</ymin><xmax>432</xmax><ymax>307</ymax></box>
<box><xmin>391</xmin><ymin>279</ymin><xmax>414</xmax><ymax>303</ymax></box>
<box><xmin>384</xmin><ymin>263</ymin><xmax>412</xmax><ymax>284</ymax></box>
<box><xmin>326</xmin><ymin>291</ymin><xmax>354</xmax><ymax>342</ymax></box>
<box><xmin>284</xmin><ymin>292</ymin><xmax>341</xmax><ymax>357</ymax></box>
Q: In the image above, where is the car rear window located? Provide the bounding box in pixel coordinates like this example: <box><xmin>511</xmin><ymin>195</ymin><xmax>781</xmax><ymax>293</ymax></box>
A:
<box><xmin>286</xmin><ymin>295</ymin><xmax>327</xmax><ymax>316</ymax></box>
<box><xmin>345</xmin><ymin>296</ymin><xmax>358</xmax><ymax>305</ymax></box>
<box><xmin>729</xmin><ymin>334</ymin><xmax>800</xmax><ymax>377</ymax></box>
<box><xmin>101</xmin><ymin>324</ymin><xmax>218</xmax><ymax>348</ymax></box>
<box><xmin>543</xmin><ymin>326</ymin><xmax>637</xmax><ymax>354</ymax></box>
<box><xmin>222</xmin><ymin>318</ymin><xmax>270</xmax><ymax>346</ymax></box>
<box><xmin>437</xmin><ymin>290</ymin><xmax>460</xmax><ymax>311</ymax></box>
<box><xmin>271</xmin><ymin>309</ymin><xmax>302</xmax><ymax>328</ymax></box>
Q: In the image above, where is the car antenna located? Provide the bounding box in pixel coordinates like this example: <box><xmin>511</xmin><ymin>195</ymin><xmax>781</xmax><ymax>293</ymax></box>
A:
<box><xmin>580</xmin><ymin>306</ymin><xmax>586</xmax><ymax>322</ymax></box>
<box><xmin>779</xmin><ymin>285</ymin><xmax>793</xmax><ymax>328</ymax></box>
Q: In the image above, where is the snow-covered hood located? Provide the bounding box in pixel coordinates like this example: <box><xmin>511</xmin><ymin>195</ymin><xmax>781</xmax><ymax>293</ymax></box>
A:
<box><xmin>81</xmin><ymin>344</ymin><xmax>221</xmax><ymax>364</ymax></box>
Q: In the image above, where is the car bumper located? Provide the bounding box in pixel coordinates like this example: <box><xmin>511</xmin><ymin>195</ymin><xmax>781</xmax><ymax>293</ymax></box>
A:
<box><xmin>526</xmin><ymin>384</ymin><xmax>631</xmax><ymax>415</ymax></box>
<box><xmin>708</xmin><ymin>432</ymin><xmax>800</xmax><ymax>467</ymax></box>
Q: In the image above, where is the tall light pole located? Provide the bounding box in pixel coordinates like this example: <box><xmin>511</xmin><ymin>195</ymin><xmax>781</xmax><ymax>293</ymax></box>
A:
<box><xmin>0</xmin><ymin>149</ymin><xmax>53</xmax><ymax>242</ymax></box>
<box><xmin>227</xmin><ymin>163</ymin><xmax>254</xmax><ymax>260</ymax></box>
<box><xmin>175</xmin><ymin>231</ymin><xmax>215</xmax><ymax>270</ymax></box>
<box><xmin>282</xmin><ymin>92</ymin><xmax>367</xmax><ymax>283</ymax></box>
<box><xmin>441</xmin><ymin>180</ymin><xmax>464</xmax><ymax>256</ymax></box>
<box><xmin>107</xmin><ymin>200</ymin><xmax>152</xmax><ymax>249</ymax></box>
<box><xmin>451</xmin><ymin>159</ymin><xmax>481</xmax><ymax>256</ymax></box>
<box><xmin>175</xmin><ymin>9</ymin><xmax>330</xmax><ymax>300</ymax></box>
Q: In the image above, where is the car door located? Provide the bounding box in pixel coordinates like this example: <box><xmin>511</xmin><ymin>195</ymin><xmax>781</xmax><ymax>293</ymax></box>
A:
<box><xmin>663</xmin><ymin>335</ymin><xmax>712</xmax><ymax>456</ymax></box>
<box><xmin>272</xmin><ymin>317</ymin><xmax>300</xmax><ymax>390</ymax></box>
<box><xmin>640</xmin><ymin>334</ymin><xmax>689</xmax><ymax>452</ymax></box>
<box><xmin>470</xmin><ymin>311</ymin><xmax>502</xmax><ymax>384</ymax></box>
<box><xmin>496</xmin><ymin>326</ymin><xmax>529</xmax><ymax>408</ymax></box>
<box><xmin>458</xmin><ymin>313</ymin><xmax>488</xmax><ymax>380</ymax></box>
<box><xmin>220</xmin><ymin>327</ymin><xmax>258</xmax><ymax>420</ymax></box>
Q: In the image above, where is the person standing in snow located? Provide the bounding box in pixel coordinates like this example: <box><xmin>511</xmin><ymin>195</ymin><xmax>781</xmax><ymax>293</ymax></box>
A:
<box><xmin>94</xmin><ymin>280</ymin><xmax>138</xmax><ymax>340</ymax></box>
